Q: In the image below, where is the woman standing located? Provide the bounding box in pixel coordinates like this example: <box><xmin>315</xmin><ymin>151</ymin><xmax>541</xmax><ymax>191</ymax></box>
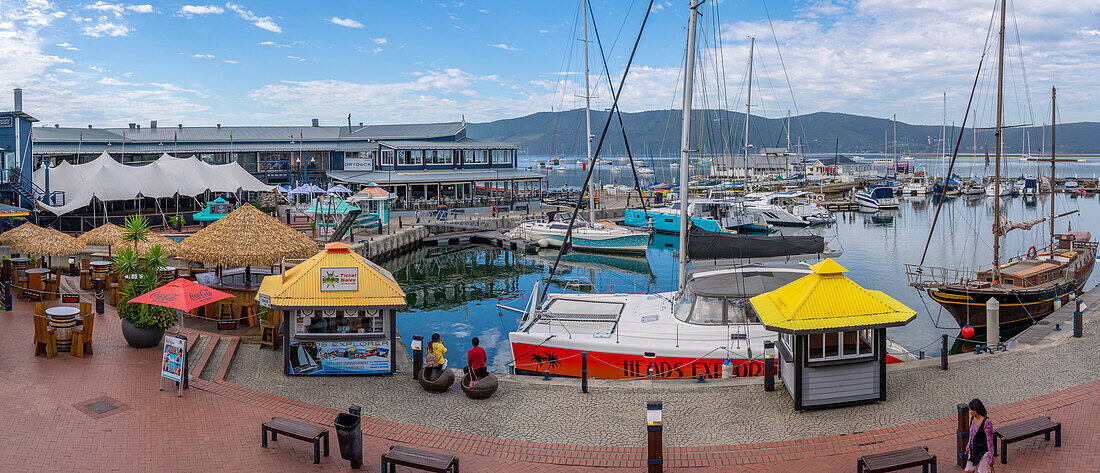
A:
<box><xmin>965</xmin><ymin>398</ymin><xmax>995</xmax><ymax>473</ymax></box>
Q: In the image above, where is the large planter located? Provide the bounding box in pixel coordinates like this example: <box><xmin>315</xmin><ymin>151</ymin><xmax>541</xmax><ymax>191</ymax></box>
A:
<box><xmin>121</xmin><ymin>318</ymin><xmax>164</xmax><ymax>348</ymax></box>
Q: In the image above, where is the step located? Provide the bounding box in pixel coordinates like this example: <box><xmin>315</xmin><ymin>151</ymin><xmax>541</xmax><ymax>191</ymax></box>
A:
<box><xmin>199</xmin><ymin>337</ymin><xmax>230</xmax><ymax>381</ymax></box>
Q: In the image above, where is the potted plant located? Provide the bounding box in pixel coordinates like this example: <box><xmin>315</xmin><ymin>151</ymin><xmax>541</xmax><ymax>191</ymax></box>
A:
<box><xmin>113</xmin><ymin>215</ymin><xmax>177</xmax><ymax>348</ymax></box>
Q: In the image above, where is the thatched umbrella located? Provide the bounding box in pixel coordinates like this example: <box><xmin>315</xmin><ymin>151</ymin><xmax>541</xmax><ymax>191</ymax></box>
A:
<box><xmin>177</xmin><ymin>204</ymin><xmax>317</xmax><ymax>284</ymax></box>
<box><xmin>77</xmin><ymin>222</ymin><xmax>124</xmax><ymax>257</ymax></box>
<box><xmin>0</xmin><ymin>222</ymin><xmax>44</xmax><ymax>247</ymax></box>
<box><xmin>12</xmin><ymin>226</ymin><xmax>86</xmax><ymax>267</ymax></box>
<box><xmin>116</xmin><ymin>231</ymin><xmax>178</xmax><ymax>256</ymax></box>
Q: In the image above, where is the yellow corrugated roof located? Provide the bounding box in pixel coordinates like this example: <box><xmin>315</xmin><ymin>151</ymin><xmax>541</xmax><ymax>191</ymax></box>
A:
<box><xmin>257</xmin><ymin>242</ymin><xmax>406</xmax><ymax>309</ymax></box>
<box><xmin>749</xmin><ymin>259</ymin><xmax>915</xmax><ymax>334</ymax></box>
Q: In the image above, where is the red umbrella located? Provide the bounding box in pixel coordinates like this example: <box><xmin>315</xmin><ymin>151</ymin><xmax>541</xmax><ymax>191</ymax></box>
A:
<box><xmin>129</xmin><ymin>278</ymin><xmax>233</xmax><ymax>312</ymax></box>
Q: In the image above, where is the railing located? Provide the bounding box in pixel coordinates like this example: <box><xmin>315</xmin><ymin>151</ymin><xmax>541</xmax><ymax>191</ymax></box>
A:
<box><xmin>0</xmin><ymin>169</ymin><xmax>65</xmax><ymax>207</ymax></box>
<box><xmin>904</xmin><ymin>264</ymin><xmax>982</xmax><ymax>289</ymax></box>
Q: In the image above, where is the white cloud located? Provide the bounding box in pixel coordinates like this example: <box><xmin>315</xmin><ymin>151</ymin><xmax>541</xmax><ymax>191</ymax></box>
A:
<box><xmin>372</xmin><ymin>37</ymin><xmax>387</xmax><ymax>45</ymax></box>
<box><xmin>329</xmin><ymin>16</ymin><xmax>362</xmax><ymax>28</ymax></box>
<box><xmin>478</xmin><ymin>9</ymin><xmax>489</xmax><ymax>14</ymax></box>
<box><xmin>55</xmin><ymin>68</ymin><xmax>74</xmax><ymax>74</ymax></box>
<box><xmin>98</xmin><ymin>76</ymin><xmax>135</xmax><ymax>86</ymax></box>
<box><xmin>179</xmin><ymin>5</ymin><xmax>224</xmax><ymax>17</ymax></box>
<box><xmin>56</xmin><ymin>42</ymin><xmax>79</xmax><ymax>50</ymax></box>
<box><xmin>225</xmin><ymin>2</ymin><xmax>281</xmax><ymax>33</ymax></box>
<box><xmin>222</xmin><ymin>59</ymin><xmax>238</xmax><ymax>64</ymax></box>
<box><xmin>286</xmin><ymin>55</ymin><xmax>305</xmax><ymax>61</ymax></box>
<box><xmin>258</xmin><ymin>40</ymin><xmax>275</xmax><ymax>45</ymax></box>
<box><xmin>1079</xmin><ymin>27</ymin><xmax>1100</xmax><ymax>37</ymax></box>
<box><xmin>83</xmin><ymin>18</ymin><xmax>130</xmax><ymax>37</ymax></box>
<box><xmin>127</xmin><ymin>4</ymin><xmax>153</xmax><ymax>14</ymax></box>
<box><xmin>191</xmin><ymin>53</ymin><xmax>214</xmax><ymax>59</ymax></box>
<box><xmin>373</xmin><ymin>47</ymin><xmax>383</xmax><ymax>53</ymax></box>
<box><xmin>84</xmin><ymin>2</ymin><xmax>154</xmax><ymax>17</ymax></box>
<box><xmin>489</xmin><ymin>43</ymin><xmax>520</xmax><ymax>51</ymax></box>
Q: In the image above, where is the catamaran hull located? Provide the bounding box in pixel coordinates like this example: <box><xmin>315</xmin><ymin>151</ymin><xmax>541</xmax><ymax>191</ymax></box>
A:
<box><xmin>624</xmin><ymin>208</ymin><xmax>725</xmax><ymax>234</ymax></box>
<box><xmin>928</xmin><ymin>262</ymin><xmax>1094</xmax><ymax>329</ymax></box>
<box><xmin>527</xmin><ymin>230</ymin><xmax>651</xmax><ymax>254</ymax></box>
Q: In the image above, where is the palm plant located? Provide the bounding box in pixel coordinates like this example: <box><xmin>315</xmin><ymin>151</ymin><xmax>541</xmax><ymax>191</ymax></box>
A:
<box><xmin>112</xmin><ymin>217</ymin><xmax>176</xmax><ymax>330</ymax></box>
<box><xmin>120</xmin><ymin>214</ymin><xmax>151</xmax><ymax>246</ymax></box>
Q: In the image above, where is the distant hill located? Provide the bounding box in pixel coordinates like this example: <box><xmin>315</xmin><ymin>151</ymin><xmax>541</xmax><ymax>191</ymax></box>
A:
<box><xmin>466</xmin><ymin>109</ymin><xmax>1100</xmax><ymax>156</ymax></box>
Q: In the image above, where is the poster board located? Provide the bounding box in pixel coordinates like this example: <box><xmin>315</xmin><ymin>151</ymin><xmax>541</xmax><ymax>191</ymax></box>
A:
<box><xmin>160</xmin><ymin>335</ymin><xmax>188</xmax><ymax>396</ymax></box>
<box><xmin>288</xmin><ymin>339</ymin><xmax>391</xmax><ymax>375</ymax></box>
<box><xmin>62</xmin><ymin>293</ymin><xmax>80</xmax><ymax>304</ymax></box>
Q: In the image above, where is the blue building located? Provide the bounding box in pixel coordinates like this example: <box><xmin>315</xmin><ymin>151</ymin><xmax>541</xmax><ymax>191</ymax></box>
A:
<box><xmin>0</xmin><ymin>89</ymin><xmax>38</xmax><ymax>208</ymax></box>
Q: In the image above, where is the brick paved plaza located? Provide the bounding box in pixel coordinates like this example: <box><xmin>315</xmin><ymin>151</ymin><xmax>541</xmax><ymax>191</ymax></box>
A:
<box><xmin>2</xmin><ymin>276</ymin><xmax>1097</xmax><ymax>472</ymax></box>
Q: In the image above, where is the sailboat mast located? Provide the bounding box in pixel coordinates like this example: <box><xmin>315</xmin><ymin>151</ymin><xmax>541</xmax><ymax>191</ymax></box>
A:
<box><xmin>583</xmin><ymin>0</ymin><xmax>594</xmax><ymax>224</ymax></box>
<box><xmin>892</xmin><ymin>114</ymin><xmax>898</xmax><ymax>174</ymax></box>
<box><xmin>992</xmin><ymin>0</ymin><xmax>1006</xmax><ymax>279</ymax></box>
<box><xmin>678</xmin><ymin>0</ymin><xmax>700</xmax><ymax>291</ymax></box>
<box><xmin>743</xmin><ymin>37</ymin><xmax>754</xmax><ymax>190</ymax></box>
<box><xmin>1050</xmin><ymin>86</ymin><xmax>1056</xmax><ymax>249</ymax></box>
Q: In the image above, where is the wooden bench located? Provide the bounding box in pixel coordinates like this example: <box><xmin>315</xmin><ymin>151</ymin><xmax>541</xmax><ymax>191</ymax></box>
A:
<box><xmin>994</xmin><ymin>416</ymin><xmax>1061</xmax><ymax>464</ymax></box>
<box><xmin>381</xmin><ymin>445</ymin><xmax>459</xmax><ymax>473</ymax></box>
<box><xmin>857</xmin><ymin>446</ymin><xmax>936</xmax><ymax>473</ymax></box>
<box><xmin>261</xmin><ymin>417</ymin><xmax>329</xmax><ymax>464</ymax></box>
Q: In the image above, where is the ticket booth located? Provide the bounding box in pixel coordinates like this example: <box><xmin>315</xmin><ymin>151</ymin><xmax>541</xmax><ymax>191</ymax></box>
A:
<box><xmin>256</xmin><ymin>242</ymin><xmax>407</xmax><ymax>375</ymax></box>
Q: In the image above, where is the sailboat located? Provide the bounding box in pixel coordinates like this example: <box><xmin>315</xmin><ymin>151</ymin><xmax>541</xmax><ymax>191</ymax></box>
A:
<box><xmin>511</xmin><ymin>4</ymin><xmax>649</xmax><ymax>255</ymax></box>
<box><xmin>907</xmin><ymin>1</ymin><xmax>1095</xmax><ymax>334</ymax></box>
<box><xmin>508</xmin><ymin>1</ymin><xmax>897</xmax><ymax>380</ymax></box>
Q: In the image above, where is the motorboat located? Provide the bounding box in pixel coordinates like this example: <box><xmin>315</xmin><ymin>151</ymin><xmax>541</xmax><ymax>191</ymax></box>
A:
<box><xmin>855</xmin><ymin>186</ymin><xmax>899</xmax><ymax>210</ymax></box>
<box><xmin>902</xmin><ymin>176</ymin><xmax>933</xmax><ymax>195</ymax></box>
<box><xmin>985</xmin><ymin>180</ymin><xmax>1011</xmax><ymax>196</ymax></box>
<box><xmin>507</xmin><ymin>263</ymin><xmax>913</xmax><ymax>379</ymax></box>
<box><xmin>509</xmin><ymin>211</ymin><xmax>651</xmax><ymax>254</ymax></box>
<box><xmin>744</xmin><ymin>191</ymin><xmax>835</xmax><ymax>226</ymax></box>
<box><xmin>624</xmin><ymin>199</ymin><xmax>772</xmax><ymax>234</ymax></box>
<box><xmin>637</xmin><ymin>166</ymin><xmax>655</xmax><ymax>175</ymax></box>
<box><xmin>961</xmin><ymin>180</ymin><xmax>985</xmax><ymax>196</ymax></box>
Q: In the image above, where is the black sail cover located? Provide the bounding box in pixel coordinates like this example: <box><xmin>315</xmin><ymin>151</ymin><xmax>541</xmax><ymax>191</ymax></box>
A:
<box><xmin>687</xmin><ymin>224</ymin><xmax>825</xmax><ymax>259</ymax></box>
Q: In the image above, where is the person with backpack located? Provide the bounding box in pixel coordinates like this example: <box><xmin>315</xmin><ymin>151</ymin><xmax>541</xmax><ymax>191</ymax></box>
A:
<box><xmin>424</xmin><ymin>333</ymin><xmax>447</xmax><ymax>370</ymax></box>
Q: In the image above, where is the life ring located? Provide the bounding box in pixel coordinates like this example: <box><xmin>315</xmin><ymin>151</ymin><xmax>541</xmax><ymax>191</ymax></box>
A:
<box><xmin>815</xmin><ymin>194</ymin><xmax>824</xmax><ymax>202</ymax></box>
<box><xmin>1027</xmin><ymin>246</ymin><xmax>1037</xmax><ymax>258</ymax></box>
<box><xmin>491</xmin><ymin>206</ymin><xmax>498</xmax><ymax>216</ymax></box>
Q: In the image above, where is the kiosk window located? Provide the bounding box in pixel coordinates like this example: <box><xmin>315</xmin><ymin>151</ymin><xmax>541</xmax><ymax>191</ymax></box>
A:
<box><xmin>295</xmin><ymin>310</ymin><xmax>384</xmax><ymax>335</ymax></box>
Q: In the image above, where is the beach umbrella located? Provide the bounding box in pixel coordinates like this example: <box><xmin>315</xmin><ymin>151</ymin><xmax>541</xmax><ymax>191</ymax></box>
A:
<box><xmin>326</xmin><ymin>184</ymin><xmax>353</xmax><ymax>195</ymax></box>
<box><xmin>176</xmin><ymin>203</ymin><xmax>317</xmax><ymax>267</ymax></box>
<box><xmin>77</xmin><ymin>222</ymin><xmax>125</xmax><ymax>256</ymax></box>
<box><xmin>129</xmin><ymin>278</ymin><xmax>233</xmax><ymax>312</ymax></box>
<box><xmin>0</xmin><ymin>222</ymin><xmax>43</xmax><ymax>246</ymax></box>
<box><xmin>12</xmin><ymin>226</ymin><xmax>86</xmax><ymax>267</ymax></box>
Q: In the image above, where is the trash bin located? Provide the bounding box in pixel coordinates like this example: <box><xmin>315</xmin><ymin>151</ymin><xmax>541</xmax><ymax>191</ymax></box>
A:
<box><xmin>333</xmin><ymin>412</ymin><xmax>363</xmax><ymax>469</ymax></box>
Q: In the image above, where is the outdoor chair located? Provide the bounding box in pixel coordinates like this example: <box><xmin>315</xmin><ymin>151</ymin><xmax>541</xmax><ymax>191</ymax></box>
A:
<box><xmin>33</xmin><ymin>313</ymin><xmax>57</xmax><ymax>358</ymax></box>
<box><xmin>34</xmin><ymin>301</ymin><xmax>48</xmax><ymax>316</ymax></box>
<box><xmin>71</xmin><ymin>313</ymin><xmax>94</xmax><ymax>358</ymax></box>
<box><xmin>79</xmin><ymin>259</ymin><xmax>91</xmax><ymax>290</ymax></box>
<box><xmin>44</xmin><ymin>276</ymin><xmax>59</xmax><ymax>300</ymax></box>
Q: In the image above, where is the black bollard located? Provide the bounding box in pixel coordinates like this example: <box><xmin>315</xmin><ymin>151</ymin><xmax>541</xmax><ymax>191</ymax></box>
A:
<box><xmin>1074</xmin><ymin>297</ymin><xmax>1083</xmax><ymax>338</ymax></box>
<box><xmin>93</xmin><ymin>279</ymin><xmax>105</xmax><ymax>315</ymax></box>
<box><xmin>763</xmin><ymin>341</ymin><xmax>775</xmax><ymax>392</ymax></box>
<box><xmin>581</xmin><ymin>352</ymin><xmax>588</xmax><ymax>393</ymax></box>
<box><xmin>941</xmin><ymin>334</ymin><xmax>949</xmax><ymax>370</ymax></box>
<box><xmin>411</xmin><ymin>335</ymin><xmax>423</xmax><ymax>380</ymax></box>
<box><xmin>956</xmin><ymin>403</ymin><xmax>970</xmax><ymax>467</ymax></box>
<box><xmin>646</xmin><ymin>402</ymin><xmax>663</xmax><ymax>473</ymax></box>
<box><xmin>68</xmin><ymin>257</ymin><xmax>76</xmax><ymax>276</ymax></box>
<box><xmin>3</xmin><ymin>282</ymin><xmax>10</xmax><ymax>312</ymax></box>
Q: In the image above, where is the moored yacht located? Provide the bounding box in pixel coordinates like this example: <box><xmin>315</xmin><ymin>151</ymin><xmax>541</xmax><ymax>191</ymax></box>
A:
<box><xmin>855</xmin><ymin>186</ymin><xmax>899</xmax><ymax>210</ymax></box>
<box><xmin>509</xmin><ymin>212</ymin><xmax>651</xmax><ymax>254</ymax></box>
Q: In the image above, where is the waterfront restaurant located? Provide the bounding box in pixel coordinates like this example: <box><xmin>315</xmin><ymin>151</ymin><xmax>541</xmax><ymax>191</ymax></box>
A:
<box><xmin>256</xmin><ymin>242</ymin><xmax>407</xmax><ymax>376</ymax></box>
<box><xmin>749</xmin><ymin>259</ymin><xmax>916</xmax><ymax>410</ymax></box>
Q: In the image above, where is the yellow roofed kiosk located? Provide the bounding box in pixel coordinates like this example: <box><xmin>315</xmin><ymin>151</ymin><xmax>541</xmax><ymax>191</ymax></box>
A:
<box><xmin>749</xmin><ymin>258</ymin><xmax>916</xmax><ymax>410</ymax></box>
<box><xmin>256</xmin><ymin>242</ymin><xmax>407</xmax><ymax>376</ymax></box>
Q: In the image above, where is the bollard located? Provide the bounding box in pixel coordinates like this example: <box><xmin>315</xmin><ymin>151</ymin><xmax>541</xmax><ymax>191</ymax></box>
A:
<box><xmin>68</xmin><ymin>257</ymin><xmax>76</xmax><ymax>276</ymax></box>
<box><xmin>3</xmin><ymin>282</ymin><xmax>10</xmax><ymax>312</ymax></box>
<box><xmin>411</xmin><ymin>335</ymin><xmax>423</xmax><ymax>380</ymax></box>
<box><xmin>646</xmin><ymin>402</ymin><xmax>663</xmax><ymax>473</ymax></box>
<box><xmin>986</xmin><ymin>298</ymin><xmax>1000</xmax><ymax>346</ymax></box>
<box><xmin>919</xmin><ymin>350</ymin><xmax>925</xmax><ymax>360</ymax></box>
<box><xmin>696</xmin><ymin>374</ymin><xmax>705</xmax><ymax>383</ymax></box>
<box><xmin>93</xmin><ymin>279</ymin><xmax>105</xmax><ymax>315</ymax></box>
<box><xmin>648</xmin><ymin>366</ymin><xmax>655</xmax><ymax>380</ymax></box>
<box><xmin>349</xmin><ymin>405</ymin><xmax>361</xmax><ymax>416</ymax></box>
<box><xmin>763</xmin><ymin>341</ymin><xmax>775</xmax><ymax>392</ymax></box>
<box><xmin>956</xmin><ymin>403</ymin><xmax>970</xmax><ymax>467</ymax></box>
<box><xmin>581</xmin><ymin>352</ymin><xmax>588</xmax><ymax>393</ymax></box>
<box><xmin>399</xmin><ymin>216</ymin><xmax>403</xmax><ymax>228</ymax></box>
<box><xmin>543</xmin><ymin>370</ymin><xmax>551</xmax><ymax>381</ymax></box>
<box><xmin>1055</xmin><ymin>323</ymin><xmax>1061</xmax><ymax>331</ymax></box>
<box><xmin>1074</xmin><ymin>297</ymin><xmax>1083</xmax><ymax>338</ymax></box>
<box><xmin>941</xmin><ymin>334</ymin><xmax>949</xmax><ymax>370</ymax></box>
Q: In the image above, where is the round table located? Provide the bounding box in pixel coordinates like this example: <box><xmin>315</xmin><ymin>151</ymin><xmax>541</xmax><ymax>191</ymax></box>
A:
<box><xmin>10</xmin><ymin>257</ymin><xmax>30</xmax><ymax>277</ymax></box>
<box><xmin>25</xmin><ymin>267</ymin><xmax>50</xmax><ymax>293</ymax></box>
<box><xmin>89</xmin><ymin>261</ymin><xmax>111</xmax><ymax>281</ymax></box>
<box><xmin>45</xmin><ymin>306</ymin><xmax>81</xmax><ymax>352</ymax></box>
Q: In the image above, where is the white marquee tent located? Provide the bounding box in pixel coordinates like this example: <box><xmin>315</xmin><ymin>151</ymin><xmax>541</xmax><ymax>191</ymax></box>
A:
<box><xmin>33</xmin><ymin>152</ymin><xmax>273</xmax><ymax>215</ymax></box>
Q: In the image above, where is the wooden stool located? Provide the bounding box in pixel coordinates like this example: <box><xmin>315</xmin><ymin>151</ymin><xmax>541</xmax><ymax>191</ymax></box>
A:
<box><xmin>239</xmin><ymin>300</ymin><xmax>258</xmax><ymax>327</ymax></box>
<box><xmin>16</xmin><ymin>276</ymin><xmax>28</xmax><ymax>298</ymax></box>
<box><xmin>218</xmin><ymin>301</ymin><xmax>236</xmax><ymax>321</ymax></box>
<box><xmin>259</xmin><ymin>321</ymin><xmax>280</xmax><ymax>349</ymax></box>
<box><xmin>79</xmin><ymin>270</ymin><xmax>91</xmax><ymax>290</ymax></box>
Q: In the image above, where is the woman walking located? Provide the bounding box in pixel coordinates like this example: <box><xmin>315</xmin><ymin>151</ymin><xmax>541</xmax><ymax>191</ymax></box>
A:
<box><xmin>965</xmin><ymin>398</ymin><xmax>995</xmax><ymax>473</ymax></box>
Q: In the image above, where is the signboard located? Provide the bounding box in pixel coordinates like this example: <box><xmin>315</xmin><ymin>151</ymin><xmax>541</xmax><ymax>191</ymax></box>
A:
<box><xmin>62</xmin><ymin>293</ymin><xmax>80</xmax><ymax>303</ymax></box>
<box><xmin>288</xmin><ymin>339</ymin><xmax>391</xmax><ymax>375</ymax></box>
<box><xmin>320</xmin><ymin>267</ymin><xmax>358</xmax><ymax>291</ymax></box>
<box><xmin>343</xmin><ymin>152</ymin><xmax>374</xmax><ymax>171</ymax></box>
<box><xmin>24</xmin><ymin>290</ymin><xmax>41</xmax><ymax>302</ymax></box>
<box><xmin>256</xmin><ymin>292</ymin><xmax>271</xmax><ymax>308</ymax></box>
<box><xmin>0</xmin><ymin>117</ymin><xmax>11</xmax><ymax>127</ymax></box>
<box><xmin>160</xmin><ymin>335</ymin><xmax>188</xmax><ymax>396</ymax></box>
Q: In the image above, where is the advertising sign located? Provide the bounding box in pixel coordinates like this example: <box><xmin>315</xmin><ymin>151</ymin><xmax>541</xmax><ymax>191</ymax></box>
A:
<box><xmin>320</xmin><ymin>267</ymin><xmax>358</xmax><ymax>291</ymax></box>
<box><xmin>0</xmin><ymin>117</ymin><xmax>11</xmax><ymax>127</ymax></box>
<box><xmin>343</xmin><ymin>152</ymin><xmax>374</xmax><ymax>171</ymax></box>
<box><xmin>161</xmin><ymin>335</ymin><xmax>186</xmax><ymax>383</ymax></box>
<box><xmin>256</xmin><ymin>292</ymin><xmax>271</xmax><ymax>308</ymax></box>
<box><xmin>62</xmin><ymin>293</ymin><xmax>80</xmax><ymax>303</ymax></box>
<box><xmin>288</xmin><ymin>339</ymin><xmax>391</xmax><ymax>375</ymax></box>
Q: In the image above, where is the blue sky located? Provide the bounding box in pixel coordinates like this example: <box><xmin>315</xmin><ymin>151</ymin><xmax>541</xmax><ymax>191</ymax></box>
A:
<box><xmin>3</xmin><ymin>0</ymin><xmax>1100</xmax><ymax>128</ymax></box>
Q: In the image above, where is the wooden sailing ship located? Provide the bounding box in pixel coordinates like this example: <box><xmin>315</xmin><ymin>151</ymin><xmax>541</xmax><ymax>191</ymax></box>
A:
<box><xmin>906</xmin><ymin>0</ymin><xmax>1096</xmax><ymax>331</ymax></box>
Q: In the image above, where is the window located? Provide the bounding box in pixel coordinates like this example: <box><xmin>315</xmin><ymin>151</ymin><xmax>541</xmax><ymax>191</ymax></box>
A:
<box><xmin>673</xmin><ymin>293</ymin><xmax>755</xmax><ymax>325</ymax></box>
<box><xmin>380</xmin><ymin>150</ymin><xmax>394</xmax><ymax>166</ymax></box>
<box><xmin>807</xmin><ymin>330</ymin><xmax>874</xmax><ymax>361</ymax></box>
<box><xmin>426</xmin><ymin>150</ymin><xmax>452</xmax><ymax>165</ymax></box>
<box><xmin>467</xmin><ymin>150</ymin><xmax>488</xmax><ymax>164</ymax></box>
<box><xmin>398</xmin><ymin>150</ymin><xmax>422</xmax><ymax>165</ymax></box>
<box><xmin>492</xmin><ymin>149</ymin><xmax>511</xmax><ymax>164</ymax></box>
<box><xmin>294</xmin><ymin>309</ymin><xmax>385</xmax><ymax>336</ymax></box>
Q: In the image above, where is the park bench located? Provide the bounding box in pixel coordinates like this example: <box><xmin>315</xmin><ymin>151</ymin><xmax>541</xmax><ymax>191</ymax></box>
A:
<box><xmin>857</xmin><ymin>446</ymin><xmax>936</xmax><ymax>473</ymax></box>
<box><xmin>993</xmin><ymin>416</ymin><xmax>1061</xmax><ymax>464</ymax></box>
<box><xmin>381</xmin><ymin>445</ymin><xmax>459</xmax><ymax>473</ymax></box>
<box><xmin>261</xmin><ymin>417</ymin><xmax>329</xmax><ymax>464</ymax></box>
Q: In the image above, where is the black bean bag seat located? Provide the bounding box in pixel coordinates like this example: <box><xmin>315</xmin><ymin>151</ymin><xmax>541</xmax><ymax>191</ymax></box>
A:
<box><xmin>460</xmin><ymin>372</ymin><xmax>498</xmax><ymax>399</ymax></box>
<box><xmin>418</xmin><ymin>366</ymin><xmax>454</xmax><ymax>393</ymax></box>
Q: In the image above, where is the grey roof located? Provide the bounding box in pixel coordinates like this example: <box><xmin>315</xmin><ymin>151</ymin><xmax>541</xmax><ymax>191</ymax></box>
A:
<box><xmin>32</xmin><ymin>121</ymin><xmax>466</xmax><ymax>144</ymax></box>
<box><xmin>32</xmin><ymin>127</ymin><xmax>126</xmax><ymax>142</ymax></box>
<box><xmin>346</xmin><ymin>122</ymin><xmax>464</xmax><ymax>139</ymax></box>
<box><xmin>329</xmin><ymin>168</ymin><xmax>544</xmax><ymax>185</ymax></box>
<box><xmin>33</xmin><ymin>138</ymin><xmax>513</xmax><ymax>155</ymax></box>
<box><xmin>0</xmin><ymin>202</ymin><xmax>28</xmax><ymax>214</ymax></box>
<box><xmin>0</xmin><ymin>111</ymin><xmax>38</xmax><ymax>122</ymax></box>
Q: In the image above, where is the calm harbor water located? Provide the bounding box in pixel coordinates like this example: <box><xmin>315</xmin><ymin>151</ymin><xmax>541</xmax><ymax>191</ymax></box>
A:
<box><xmin>386</xmin><ymin>158</ymin><xmax>1100</xmax><ymax>370</ymax></box>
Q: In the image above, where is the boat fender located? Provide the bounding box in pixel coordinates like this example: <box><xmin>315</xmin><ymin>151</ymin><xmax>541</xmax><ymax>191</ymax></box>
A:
<box><xmin>1027</xmin><ymin>246</ymin><xmax>1037</xmax><ymax>258</ymax></box>
<box><xmin>1054</xmin><ymin>297</ymin><xmax>1062</xmax><ymax>310</ymax></box>
<box><xmin>721</xmin><ymin>359</ymin><xmax>733</xmax><ymax>379</ymax></box>
<box><xmin>538</xmin><ymin>239</ymin><xmax>550</xmax><ymax>248</ymax></box>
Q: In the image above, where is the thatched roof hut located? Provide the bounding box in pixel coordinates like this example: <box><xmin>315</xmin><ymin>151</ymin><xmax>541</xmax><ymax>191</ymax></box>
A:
<box><xmin>0</xmin><ymin>222</ymin><xmax>44</xmax><ymax>246</ymax></box>
<box><xmin>177</xmin><ymin>204</ymin><xmax>317</xmax><ymax>266</ymax></box>
<box><xmin>116</xmin><ymin>231</ymin><xmax>178</xmax><ymax>256</ymax></box>
<box><xmin>78</xmin><ymin>223</ymin><xmax>125</xmax><ymax>246</ymax></box>
<box><xmin>12</xmin><ymin>226</ymin><xmax>86</xmax><ymax>256</ymax></box>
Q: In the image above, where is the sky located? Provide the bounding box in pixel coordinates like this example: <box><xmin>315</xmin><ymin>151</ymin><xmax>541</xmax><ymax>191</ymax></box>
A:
<box><xmin>2</xmin><ymin>0</ymin><xmax>1099</xmax><ymax>129</ymax></box>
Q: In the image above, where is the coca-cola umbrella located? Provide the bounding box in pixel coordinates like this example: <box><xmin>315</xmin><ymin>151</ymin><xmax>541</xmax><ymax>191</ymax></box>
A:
<box><xmin>129</xmin><ymin>278</ymin><xmax>234</xmax><ymax>333</ymax></box>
